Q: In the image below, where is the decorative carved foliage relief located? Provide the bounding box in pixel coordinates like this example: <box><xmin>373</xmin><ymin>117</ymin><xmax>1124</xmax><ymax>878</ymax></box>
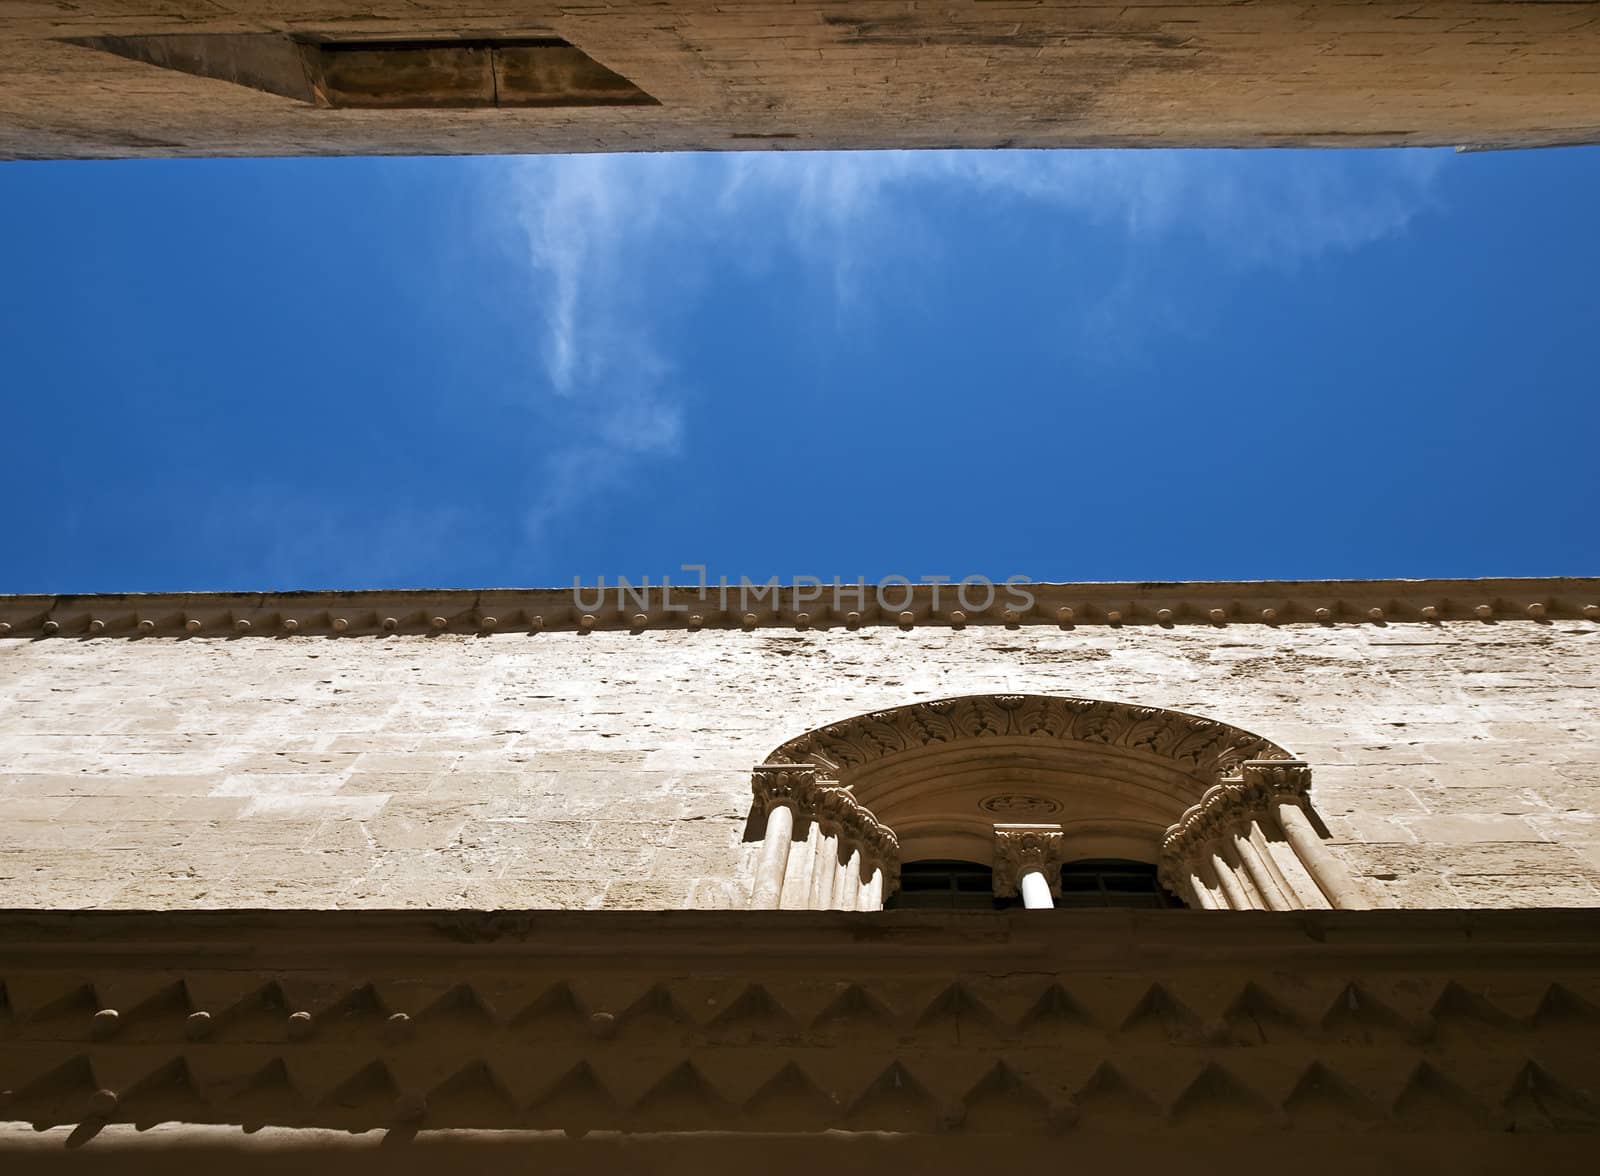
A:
<box><xmin>772</xmin><ymin>695</ymin><xmax>1292</xmax><ymax>789</ymax></box>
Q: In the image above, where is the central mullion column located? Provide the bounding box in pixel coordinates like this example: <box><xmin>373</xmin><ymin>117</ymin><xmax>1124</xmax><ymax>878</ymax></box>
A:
<box><xmin>992</xmin><ymin>823</ymin><xmax>1067</xmax><ymax>910</ymax></box>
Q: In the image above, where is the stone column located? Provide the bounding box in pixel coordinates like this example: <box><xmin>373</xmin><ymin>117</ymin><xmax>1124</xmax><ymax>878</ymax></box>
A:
<box><xmin>858</xmin><ymin>866</ymin><xmax>885</xmax><ymax>911</ymax></box>
<box><xmin>1019</xmin><ymin>870</ymin><xmax>1054</xmax><ymax>909</ymax></box>
<box><xmin>836</xmin><ymin>848</ymin><xmax>862</xmax><ymax>911</ymax></box>
<box><xmin>751</xmin><ymin>803</ymin><xmax>795</xmax><ymax>910</ymax></box>
<box><xmin>1223</xmin><ymin>840</ymin><xmax>1267</xmax><ymax>909</ymax></box>
<box><xmin>1275</xmin><ymin>799</ymin><xmax>1376</xmax><ymax>909</ymax></box>
<box><xmin>749</xmin><ymin>764</ymin><xmax>818</xmax><ymax>911</ymax></box>
<box><xmin>1232</xmin><ymin>826</ymin><xmax>1293</xmax><ymax>911</ymax></box>
<box><xmin>779</xmin><ymin>823</ymin><xmax>819</xmax><ymax>910</ymax></box>
<box><xmin>1241</xmin><ymin>758</ymin><xmax>1383</xmax><ymax>910</ymax></box>
<box><xmin>1190</xmin><ymin>857</ymin><xmax>1226</xmax><ymax>909</ymax></box>
<box><xmin>1256</xmin><ymin>813</ymin><xmax>1331</xmax><ymax>910</ymax></box>
<box><xmin>809</xmin><ymin>834</ymin><xmax>839</xmax><ymax>910</ymax></box>
<box><xmin>1208</xmin><ymin>846</ymin><xmax>1253</xmax><ymax>910</ymax></box>
<box><xmin>992</xmin><ymin>824</ymin><xmax>1067</xmax><ymax>910</ymax></box>
<box><xmin>1162</xmin><ymin>759</ymin><xmax>1373</xmax><ymax>913</ymax></box>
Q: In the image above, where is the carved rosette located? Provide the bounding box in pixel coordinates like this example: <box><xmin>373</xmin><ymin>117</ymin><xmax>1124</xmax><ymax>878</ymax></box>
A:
<box><xmin>992</xmin><ymin>824</ymin><xmax>1067</xmax><ymax>898</ymax></box>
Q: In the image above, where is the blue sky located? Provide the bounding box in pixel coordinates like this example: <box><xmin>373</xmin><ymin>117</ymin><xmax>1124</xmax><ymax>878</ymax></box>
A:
<box><xmin>1</xmin><ymin>146</ymin><xmax>1596</xmax><ymax>592</ymax></box>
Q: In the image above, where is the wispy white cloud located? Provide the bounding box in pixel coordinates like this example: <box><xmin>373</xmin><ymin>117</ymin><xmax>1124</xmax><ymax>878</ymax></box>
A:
<box><xmin>496</xmin><ymin>148</ymin><xmax>1447</xmax><ymax>536</ymax></box>
<box><xmin>195</xmin><ymin>485</ymin><xmax>470</xmax><ymax>590</ymax></box>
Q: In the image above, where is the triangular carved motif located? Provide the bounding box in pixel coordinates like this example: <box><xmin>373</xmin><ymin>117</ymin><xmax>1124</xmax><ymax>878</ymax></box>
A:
<box><xmin>1502</xmin><ymin>1061</ymin><xmax>1600</xmax><ymax>1132</ymax></box>
<box><xmin>1281</xmin><ymin>1062</ymin><xmax>1382</xmax><ymax>1127</ymax></box>
<box><xmin>317</xmin><ymin>1060</ymin><xmax>401</xmax><ymax>1124</ymax></box>
<box><xmin>616</xmin><ymin>983</ymin><xmax>696</xmax><ymax>1044</ymax></box>
<box><xmin>811</xmin><ymin>983</ymin><xmax>897</xmax><ymax>1040</ymax></box>
<box><xmin>417</xmin><ymin>984</ymin><xmax>499</xmax><ymax>1035</ymax></box>
<box><xmin>1119</xmin><ymin>983</ymin><xmax>1205</xmax><ymax>1044</ymax></box>
<box><xmin>1429</xmin><ymin>981</ymin><xmax>1518</xmax><ymax>1041</ymax></box>
<box><xmin>426</xmin><ymin>1060</ymin><xmax>520</xmax><ymax>1126</ymax></box>
<box><xmin>224</xmin><ymin>1058</ymin><xmax>304</xmax><ymax>1129</ymax></box>
<box><xmin>118</xmin><ymin>1057</ymin><xmax>211</xmax><ymax>1128</ymax></box>
<box><xmin>1222</xmin><ymin>982</ymin><xmax>1305</xmax><ymax>1045</ymax></box>
<box><xmin>706</xmin><ymin>983</ymin><xmax>800</xmax><ymax>1043</ymax></box>
<box><xmin>630</xmin><ymin>1061</ymin><xmax>734</xmax><ymax>1130</ymax></box>
<box><xmin>526</xmin><ymin>1061</ymin><xmax>621</xmax><ymax>1136</ymax></box>
<box><xmin>914</xmin><ymin>982</ymin><xmax>1005</xmax><ymax>1045</ymax></box>
<box><xmin>213</xmin><ymin>981</ymin><xmax>294</xmax><ymax>1042</ymax></box>
<box><xmin>1073</xmin><ymin>1062</ymin><xmax>1161</xmax><ymax>1125</ymax></box>
<box><xmin>1016</xmin><ymin>983</ymin><xmax>1098</xmax><ymax>1038</ymax></box>
<box><xmin>21</xmin><ymin>983</ymin><xmax>100</xmax><ymax>1037</ymax></box>
<box><xmin>960</xmin><ymin>1061</ymin><xmax>1052</xmax><ymax>1133</ymax></box>
<box><xmin>509</xmin><ymin>981</ymin><xmax>590</xmax><ymax>1043</ymax></box>
<box><xmin>1391</xmin><ymin>1062</ymin><xmax>1487</xmax><ymax>1129</ymax></box>
<box><xmin>1321</xmin><ymin>983</ymin><xmax>1415</xmax><ymax>1044</ymax></box>
<box><xmin>120</xmin><ymin>980</ymin><xmax>199</xmax><ymax>1042</ymax></box>
<box><xmin>317</xmin><ymin>983</ymin><xmax>392</xmax><ymax>1041</ymax></box>
<box><xmin>844</xmin><ymin>1061</ymin><xmax>939</xmax><ymax>1133</ymax></box>
<box><xmin>1530</xmin><ymin>982</ymin><xmax>1600</xmax><ymax>1028</ymax></box>
<box><xmin>743</xmin><ymin>1062</ymin><xmax>839</xmax><ymax>1131</ymax></box>
<box><xmin>11</xmin><ymin>1054</ymin><xmax>101</xmax><ymax>1128</ymax></box>
<box><xmin>1168</xmin><ymin>1062</ymin><xmax>1276</xmax><ymax>1126</ymax></box>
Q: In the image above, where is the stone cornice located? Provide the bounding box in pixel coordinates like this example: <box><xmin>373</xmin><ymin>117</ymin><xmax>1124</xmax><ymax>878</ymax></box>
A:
<box><xmin>4</xmin><ymin>907</ymin><xmax>1599</xmax><ymax>973</ymax></box>
<box><xmin>1</xmin><ymin>577</ymin><xmax>1597</xmax><ymax>638</ymax></box>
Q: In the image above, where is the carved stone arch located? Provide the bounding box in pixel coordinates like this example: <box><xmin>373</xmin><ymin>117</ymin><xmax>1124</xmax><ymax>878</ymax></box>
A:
<box><xmin>745</xmin><ymin>694</ymin><xmax>1380</xmax><ymax>913</ymax></box>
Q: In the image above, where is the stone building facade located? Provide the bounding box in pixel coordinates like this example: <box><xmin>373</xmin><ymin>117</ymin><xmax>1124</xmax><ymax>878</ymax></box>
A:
<box><xmin>1</xmin><ymin>576</ymin><xmax>1598</xmax><ymax>1169</ymax></box>
<box><xmin>6</xmin><ymin>1</ymin><xmax>1600</xmax><ymax>160</ymax></box>
<box><xmin>2</xmin><ymin>577</ymin><xmax>1597</xmax><ymax>912</ymax></box>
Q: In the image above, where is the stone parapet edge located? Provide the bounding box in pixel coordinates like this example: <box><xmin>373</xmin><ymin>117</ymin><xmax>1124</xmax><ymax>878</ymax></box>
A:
<box><xmin>0</xmin><ymin>577</ymin><xmax>1596</xmax><ymax>639</ymax></box>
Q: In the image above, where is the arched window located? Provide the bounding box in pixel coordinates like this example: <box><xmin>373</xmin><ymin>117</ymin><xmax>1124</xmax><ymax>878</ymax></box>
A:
<box><xmin>1057</xmin><ymin>859</ymin><xmax>1184</xmax><ymax>909</ymax></box>
<box><xmin>882</xmin><ymin>860</ymin><xmax>1020</xmax><ymax>911</ymax></box>
<box><xmin>744</xmin><ymin>694</ymin><xmax>1380</xmax><ymax>912</ymax></box>
<box><xmin>883</xmin><ymin>857</ymin><xmax>1185</xmax><ymax>910</ymax></box>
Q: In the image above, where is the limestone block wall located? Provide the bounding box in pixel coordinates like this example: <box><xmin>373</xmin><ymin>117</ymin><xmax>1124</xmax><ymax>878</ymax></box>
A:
<box><xmin>1</xmin><ymin>599</ymin><xmax>1597</xmax><ymax>910</ymax></box>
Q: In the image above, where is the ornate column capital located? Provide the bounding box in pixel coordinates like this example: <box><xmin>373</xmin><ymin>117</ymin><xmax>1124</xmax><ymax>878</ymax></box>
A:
<box><xmin>1240</xmin><ymin>758</ymin><xmax>1312</xmax><ymax>804</ymax></box>
<box><xmin>751</xmin><ymin>763</ymin><xmax>822</xmax><ymax>812</ymax></box>
<box><xmin>992</xmin><ymin>823</ymin><xmax>1066</xmax><ymax>898</ymax></box>
<box><xmin>750</xmin><ymin>763</ymin><xmax>824</xmax><ymax>841</ymax></box>
<box><xmin>1159</xmin><ymin>758</ymin><xmax>1330</xmax><ymax>911</ymax></box>
<box><xmin>752</xmin><ymin>766</ymin><xmax>901</xmax><ymax>890</ymax></box>
<box><xmin>811</xmin><ymin>784</ymin><xmax>855</xmax><ymax>837</ymax></box>
<box><xmin>1162</xmin><ymin>761</ymin><xmax>1312</xmax><ymax>864</ymax></box>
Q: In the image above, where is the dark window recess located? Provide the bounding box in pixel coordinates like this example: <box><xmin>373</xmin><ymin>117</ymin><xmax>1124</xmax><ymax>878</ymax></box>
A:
<box><xmin>67</xmin><ymin>34</ymin><xmax>657</xmax><ymax>110</ymax></box>
<box><xmin>1057</xmin><ymin>860</ymin><xmax>1185</xmax><ymax>909</ymax></box>
<box><xmin>310</xmin><ymin>39</ymin><xmax>657</xmax><ymax>110</ymax></box>
<box><xmin>883</xmin><ymin>860</ymin><xmax>1022</xmax><ymax>911</ymax></box>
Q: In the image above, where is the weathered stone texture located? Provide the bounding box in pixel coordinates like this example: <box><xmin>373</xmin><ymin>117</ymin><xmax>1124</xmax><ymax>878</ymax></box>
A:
<box><xmin>1</xmin><ymin>613</ymin><xmax>1596</xmax><ymax>909</ymax></box>
<box><xmin>4</xmin><ymin>1</ymin><xmax>1600</xmax><ymax>159</ymax></box>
